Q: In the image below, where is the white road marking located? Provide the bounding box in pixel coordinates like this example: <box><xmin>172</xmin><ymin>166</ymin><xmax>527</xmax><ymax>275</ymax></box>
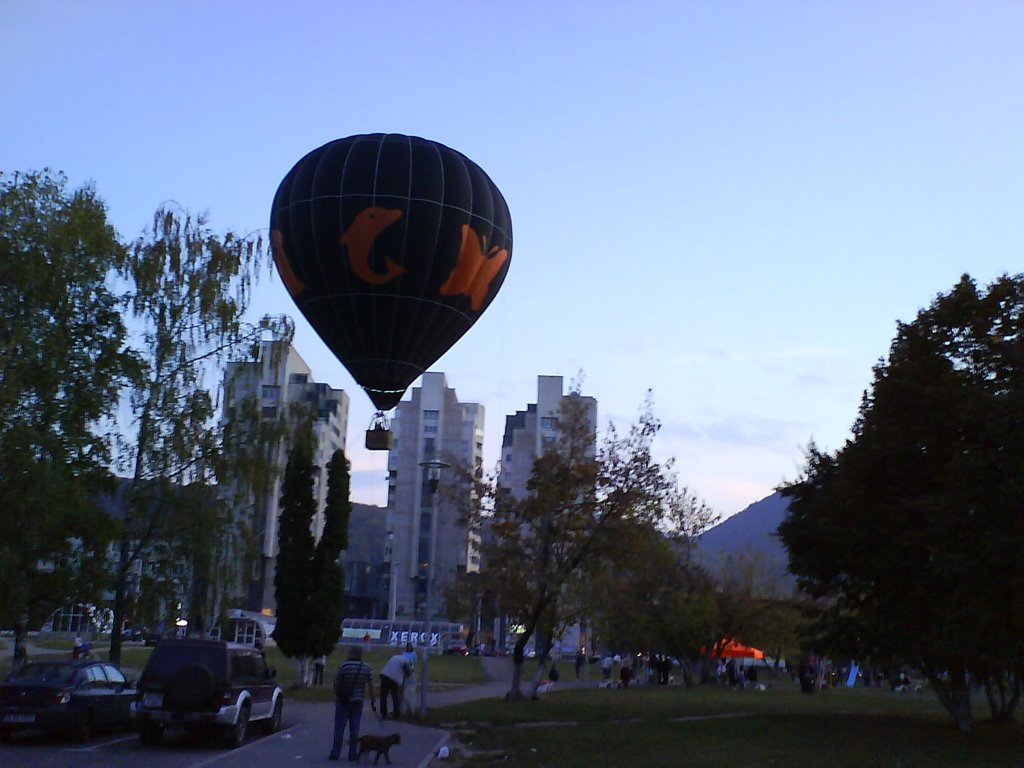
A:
<box><xmin>186</xmin><ymin>725</ymin><xmax>298</xmax><ymax>768</ymax></box>
<box><xmin>65</xmin><ymin>733</ymin><xmax>139</xmax><ymax>751</ymax></box>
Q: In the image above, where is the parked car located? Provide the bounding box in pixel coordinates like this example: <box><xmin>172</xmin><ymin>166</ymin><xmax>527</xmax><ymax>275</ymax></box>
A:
<box><xmin>443</xmin><ymin>641</ymin><xmax>469</xmax><ymax>656</ymax></box>
<box><xmin>0</xmin><ymin>659</ymin><xmax>135</xmax><ymax>741</ymax></box>
<box><xmin>132</xmin><ymin>638</ymin><xmax>283</xmax><ymax>748</ymax></box>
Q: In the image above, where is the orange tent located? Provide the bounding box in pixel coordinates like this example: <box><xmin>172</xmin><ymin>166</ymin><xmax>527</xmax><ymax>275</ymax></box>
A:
<box><xmin>702</xmin><ymin>639</ymin><xmax>764</xmax><ymax>659</ymax></box>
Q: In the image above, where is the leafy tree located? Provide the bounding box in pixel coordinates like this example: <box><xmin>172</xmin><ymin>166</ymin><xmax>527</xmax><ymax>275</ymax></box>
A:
<box><xmin>779</xmin><ymin>274</ymin><xmax>1024</xmax><ymax>733</ymax></box>
<box><xmin>0</xmin><ymin>170</ymin><xmax>135</xmax><ymax>659</ymax></box>
<box><xmin>110</xmin><ymin>206</ymin><xmax>289</xmax><ymax>664</ymax></box>
<box><xmin>464</xmin><ymin>391</ymin><xmax>712</xmax><ymax>699</ymax></box>
<box><xmin>701</xmin><ymin>549</ymin><xmax>804</xmax><ymax>675</ymax></box>
<box><xmin>587</xmin><ymin>528</ymin><xmax>718</xmax><ymax>684</ymax></box>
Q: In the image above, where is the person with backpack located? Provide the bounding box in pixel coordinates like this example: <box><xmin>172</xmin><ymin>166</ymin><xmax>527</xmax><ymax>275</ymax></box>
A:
<box><xmin>329</xmin><ymin>646</ymin><xmax>377</xmax><ymax>761</ymax></box>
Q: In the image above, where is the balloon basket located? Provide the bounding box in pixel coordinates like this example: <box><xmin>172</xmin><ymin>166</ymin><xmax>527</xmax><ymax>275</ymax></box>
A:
<box><xmin>365</xmin><ymin>412</ymin><xmax>393</xmax><ymax>451</ymax></box>
<box><xmin>366</xmin><ymin>428</ymin><xmax>393</xmax><ymax>451</ymax></box>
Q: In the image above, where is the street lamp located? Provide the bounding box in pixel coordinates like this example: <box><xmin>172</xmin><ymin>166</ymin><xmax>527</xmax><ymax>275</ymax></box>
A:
<box><xmin>386</xmin><ymin>531</ymin><xmax>398</xmax><ymax>625</ymax></box>
<box><xmin>417</xmin><ymin>458</ymin><xmax>449</xmax><ymax>718</ymax></box>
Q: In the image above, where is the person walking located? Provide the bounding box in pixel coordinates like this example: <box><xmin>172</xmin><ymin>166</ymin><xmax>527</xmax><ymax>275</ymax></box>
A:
<box><xmin>601</xmin><ymin>654</ymin><xmax>613</xmax><ymax>682</ymax></box>
<box><xmin>314</xmin><ymin>654</ymin><xmax>326</xmax><ymax>685</ymax></box>
<box><xmin>575</xmin><ymin>650</ymin><xmax>584</xmax><ymax>681</ymax></box>
<box><xmin>401</xmin><ymin>642</ymin><xmax>417</xmax><ymax>716</ymax></box>
<box><xmin>378</xmin><ymin>649</ymin><xmax>412</xmax><ymax>719</ymax></box>
<box><xmin>619</xmin><ymin>659</ymin><xmax>633</xmax><ymax>689</ymax></box>
<box><xmin>329</xmin><ymin>646</ymin><xmax>376</xmax><ymax>762</ymax></box>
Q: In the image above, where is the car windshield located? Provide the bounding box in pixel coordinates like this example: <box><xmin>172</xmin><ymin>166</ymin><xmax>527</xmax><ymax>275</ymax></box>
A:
<box><xmin>145</xmin><ymin>645</ymin><xmax>227</xmax><ymax>678</ymax></box>
<box><xmin>9</xmin><ymin>663</ymin><xmax>76</xmax><ymax>684</ymax></box>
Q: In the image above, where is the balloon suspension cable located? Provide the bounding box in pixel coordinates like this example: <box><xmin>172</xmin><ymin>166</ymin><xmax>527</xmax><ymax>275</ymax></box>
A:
<box><xmin>369</xmin><ymin>411</ymin><xmax>391</xmax><ymax>431</ymax></box>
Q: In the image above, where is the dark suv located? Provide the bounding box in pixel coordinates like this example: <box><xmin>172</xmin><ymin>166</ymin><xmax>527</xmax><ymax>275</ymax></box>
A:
<box><xmin>131</xmin><ymin>638</ymin><xmax>283</xmax><ymax>748</ymax></box>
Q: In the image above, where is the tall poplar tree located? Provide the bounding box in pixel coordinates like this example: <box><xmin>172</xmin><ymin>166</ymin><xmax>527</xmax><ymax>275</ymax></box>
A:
<box><xmin>307</xmin><ymin>449</ymin><xmax>351</xmax><ymax>662</ymax></box>
<box><xmin>272</xmin><ymin>430</ymin><xmax>317</xmax><ymax>667</ymax></box>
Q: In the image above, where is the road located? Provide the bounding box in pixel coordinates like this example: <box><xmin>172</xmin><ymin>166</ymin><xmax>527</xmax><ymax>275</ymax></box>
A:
<box><xmin>0</xmin><ymin>699</ymin><xmax>452</xmax><ymax>768</ymax></box>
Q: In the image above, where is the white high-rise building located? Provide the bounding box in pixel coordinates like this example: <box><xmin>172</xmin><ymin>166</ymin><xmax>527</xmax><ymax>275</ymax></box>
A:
<box><xmin>385</xmin><ymin>373</ymin><xmax>483</xmax><ymax>622</ymax></box>
<box><xmin>499</xmin><ymin>375</ymin><xmax>597</xmax><ymax>498</ymax></box>
<box><xmin>222</xmin><ymin>342</ymin><xmax>349</xmax><ymax>613</ymax></box>
<box><xmin>496</xmin><ymin>375</ymin><xmax>597</xmax><ymax>656</ymax></box>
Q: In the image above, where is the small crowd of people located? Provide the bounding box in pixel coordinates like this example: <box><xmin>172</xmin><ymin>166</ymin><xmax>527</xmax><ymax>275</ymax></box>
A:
<box><xmin>589</xmin><ymin>652</ymin><xmax>679</xmax><ymax>688</ymax></box>
<box><xmin>716</xmin><ymin>658</ymin><xmax>758</xmax><ymax>689</ymax></box>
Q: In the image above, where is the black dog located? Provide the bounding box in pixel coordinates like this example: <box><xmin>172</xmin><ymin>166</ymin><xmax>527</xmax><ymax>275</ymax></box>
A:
<box><xmin>356</xmin><ymin>732</ymin><xmax>401</xmax><ymax>765</ymax></box>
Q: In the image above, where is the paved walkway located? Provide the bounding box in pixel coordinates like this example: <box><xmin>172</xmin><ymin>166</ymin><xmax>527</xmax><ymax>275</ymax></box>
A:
<box><xmin>271</xmin><ymin>656</ymin><xmax>533</xmax><ymax>767</ymax></box>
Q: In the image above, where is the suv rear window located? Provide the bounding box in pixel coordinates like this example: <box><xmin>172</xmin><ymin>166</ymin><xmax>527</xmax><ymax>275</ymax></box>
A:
<box><xmin>145</xmin><ymin>644</ymin><xmax>227</xmax><ymax>679</ymax></box>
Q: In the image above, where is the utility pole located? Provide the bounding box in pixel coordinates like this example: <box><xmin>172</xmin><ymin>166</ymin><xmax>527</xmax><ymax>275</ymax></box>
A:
<box><xmin>417</xmin><ymin>459</ymin><xmax>448</xmax><ymax>718</ymax></box>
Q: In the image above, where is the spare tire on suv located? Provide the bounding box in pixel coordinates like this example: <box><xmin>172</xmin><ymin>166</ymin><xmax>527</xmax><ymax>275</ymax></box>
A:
<box><xmin>166</xmin><ymin>662</ymin><xmax>217</xmax><ymax>709</ymax></box>
<box><xmin>131</xmin><ymin>638</ymin><xmax>283</xmax><ymax>749</ymax></box>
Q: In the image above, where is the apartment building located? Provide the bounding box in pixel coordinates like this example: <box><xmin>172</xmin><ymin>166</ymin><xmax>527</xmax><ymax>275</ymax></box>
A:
<box><xmin>499</xmin><ymin>375</ymin><xmax>597</xmax><ymax>497</ymax></box>
<box><xmin>222</xmin><ymin>342</ymin><xmax>349</xmax><ymax>614</ymax></box>
<box><xmin>497</xmin><ymin>375</ymin><xmax>597</xmax><ymax>656</ymax></box>
<box><xmin>384</xmin><ymin>372</ymin><xmax>483</xmax><ymax>624</ymax></box>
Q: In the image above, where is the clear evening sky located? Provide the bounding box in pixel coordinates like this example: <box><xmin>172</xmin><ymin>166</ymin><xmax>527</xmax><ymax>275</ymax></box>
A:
<box><xmin>3</xmin><ymin>1</ymin><xmax>1021</xmax><ymax>518</ymax></box>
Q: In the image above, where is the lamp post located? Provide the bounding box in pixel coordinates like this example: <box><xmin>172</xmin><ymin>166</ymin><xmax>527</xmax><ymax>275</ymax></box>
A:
<box><xmin>417</xmin><ymin>458</ymin><xmax>449</xmax><ymax>718</ymax></box>
<box><xmin>386</xmin><ymin>531</ymin><xmax>398</xmax><ymax>625</ymax></box>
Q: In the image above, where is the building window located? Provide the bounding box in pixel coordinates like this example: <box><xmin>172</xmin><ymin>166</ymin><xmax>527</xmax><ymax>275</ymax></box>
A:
<box><xmin>541</xmin><ymin>416</ymin><xmax>558</xmax><ymax>430</ymax></box>
<box><xmin>261</xmin><ymin>385</ymin><xmax>281</xmax><ymax>399</ymax></box>
<box><xmin>424</xmin><ymin>409</ymin><xmax>439</xmax><ymax>420</ymax></box>
<box><xmin>261</xmin><ymin>406</ymin><xmax>278</xmax><ymax>419</ymax></box>
<box><xmin>424</xmin><ymin>424</ymin><xmax>437</xmax><ymax>434</ymax></box>
<box><xmin>423</xmin><ymin>437</ymin><xmax>436</xmax><ymax>457</ymax></box>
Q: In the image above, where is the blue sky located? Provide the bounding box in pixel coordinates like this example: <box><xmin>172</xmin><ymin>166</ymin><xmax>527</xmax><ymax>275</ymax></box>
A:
<box><xmin>3</xmin><ymin>1</ymin><xmax>1021</xmax><ymax>518</ymax></box>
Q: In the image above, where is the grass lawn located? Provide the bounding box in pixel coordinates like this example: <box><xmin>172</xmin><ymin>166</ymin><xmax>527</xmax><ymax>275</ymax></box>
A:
<box><xmin>430</xmin><ymin>683</ymin><xmax>1024</xmax><ymax>767</ymax></box>
<box><xmin>270</xmin><ymin>646</ymin><xmax>489</xmax><ymax>702</ymax></box>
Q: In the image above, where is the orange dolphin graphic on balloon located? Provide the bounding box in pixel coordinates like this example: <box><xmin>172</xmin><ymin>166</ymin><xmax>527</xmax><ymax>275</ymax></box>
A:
<box><xmin>271</xmin><ymin>229</ymin><xmax>307</xmax><ymax>297</ymax></box>
<box><xmin>339</xmin><ymin>207</ymin><xmax>406</xmax><ymax>285</ymax></box>
<box><xmin>440</xmin><ymin>225</ymin><xmax>509</xmax><ymax>311</ymax></box>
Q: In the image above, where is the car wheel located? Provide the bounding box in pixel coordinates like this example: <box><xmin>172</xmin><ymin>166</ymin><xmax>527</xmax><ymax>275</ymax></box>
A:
<box><xmin>139</xmin><ymin>722</ymin><xmax>163</xmax><ymax>746</ymax></box>
<box><xmin>69</xmin><ymin>716</ymin><xmax>93</xmax><ymax>745</ymax></box>
<box><xmin>263</xmin><ymin>698</ymin><xmax>282</xmax><ymax>734</ymax></box>
<box><xmin>224</xmin><ymin>703</ymin><xmax>249</xmax><ymax>749</ymax></box>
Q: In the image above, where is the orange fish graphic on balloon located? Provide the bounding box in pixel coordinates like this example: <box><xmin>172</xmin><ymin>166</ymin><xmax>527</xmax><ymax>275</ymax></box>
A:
<box><xmin>272</xmin><ymin>206</ymin><xmax>508</xmax><ymax>310</ymax></box>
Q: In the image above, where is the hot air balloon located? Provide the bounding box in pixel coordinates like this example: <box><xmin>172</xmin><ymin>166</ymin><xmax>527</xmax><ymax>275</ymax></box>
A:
<box><xmin>270</xmin><ymin>133</ymin><xmax>512</xmax><ymax>448</ymax></box>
